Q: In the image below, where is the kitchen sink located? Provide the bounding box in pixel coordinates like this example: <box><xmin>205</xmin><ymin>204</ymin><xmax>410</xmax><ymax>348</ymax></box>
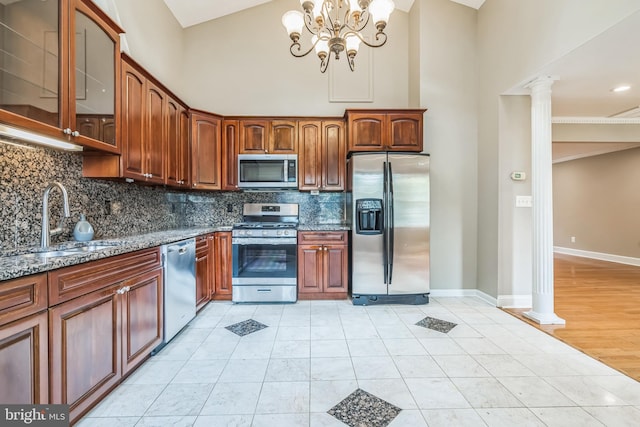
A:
<box><xmin>21</xmin><ymin>250</ymin><xmax>80</xmax><ymax>258</ymax></box>
<box><xmin>20</xmin><ymin>243</ymin><xmax>120</xmax><ymax>259</ymax></box>
<box><xmin>65</xmin><ymin>244</ymin><xmax>119</xmax><ymax>253</ymax></box>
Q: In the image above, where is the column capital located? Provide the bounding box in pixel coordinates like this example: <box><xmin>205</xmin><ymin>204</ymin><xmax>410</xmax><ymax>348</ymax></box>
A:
<box><xmin>525</xmin><ymin>75</ymin><xmax>558</xmax><ymax>92</ymax></box>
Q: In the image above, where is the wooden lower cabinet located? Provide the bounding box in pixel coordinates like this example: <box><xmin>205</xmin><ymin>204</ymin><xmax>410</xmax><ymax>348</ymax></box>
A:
<box><xmin>0</xmin><ymin>273</ymin><xmax>49</xmax><ymax>404</ymax></box>
<box><xmin>298</xmin><ymin>231</ymin><xmax>349</xmax><ymax>299</ymax></box>
<box><xmin>213</xmin><ymin>231</ymin><xmax>232</xmax><ymax>299</ymax></box>
<box><xmin>195</xmin><ymin>234</ymin><xmax>215</xmax><ymax>309</ymax></box>
<box><xmin>48</xmin><ymin>248</ymin><xmax>163</xmax><ymax>424</ymax></box>
<box><xmin>0</xmin><ymin>311</ymin><xmax>48</xmax><ymax>404</ymax></box>
<box><xmin>121</xmin><ymin>267</ymin><xmax>163</xmax><ymax>375</ymax></box>
<box><xmin>49</xmin><ymin>282</ymin><xmax>122</xmax><ymax>421</ymax></box>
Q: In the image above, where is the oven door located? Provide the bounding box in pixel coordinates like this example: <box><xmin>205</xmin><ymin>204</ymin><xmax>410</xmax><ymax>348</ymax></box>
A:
<box><xmin>232</xmin><ymin>237</ymin><xmax>298</xmax><ymax>303</ymax></box>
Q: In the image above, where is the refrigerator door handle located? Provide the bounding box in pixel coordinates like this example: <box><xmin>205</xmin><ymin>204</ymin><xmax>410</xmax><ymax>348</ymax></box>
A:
<box><xmin>382</xmin><ymin>161</ymin><xmax>389</xmax><ymax>284</ymax></box>
<box><xmin>388</xmin><ymin>161</ymin><xmax>395</xmax><ymax>284</ymax></box>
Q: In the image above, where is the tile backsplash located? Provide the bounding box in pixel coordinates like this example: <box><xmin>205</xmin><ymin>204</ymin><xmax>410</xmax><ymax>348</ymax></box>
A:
<box><xmin>0</xmin><ymin>140</ymin><xmax>345</xmax><ymax>251</ymax></box>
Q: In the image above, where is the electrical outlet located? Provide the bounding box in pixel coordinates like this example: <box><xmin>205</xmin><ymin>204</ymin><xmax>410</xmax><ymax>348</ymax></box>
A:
<box><xmin>227</xmin><ymin>203</ymin><xmax>233</xmax><ymax>213</ymax></box>
<box><xmin>104</xmin><ymin>200</ymin><xmax>111</xmax><ymax>215</ymax></box>
<box><xmin>571</xmin><ymin>236</ymin><xmax>576</xmax><ymax>243</ymax></box>
<box><xmin>515</xmin><ymin>195</ymin><xmax>532</xmax><ymax>208</ymax></box>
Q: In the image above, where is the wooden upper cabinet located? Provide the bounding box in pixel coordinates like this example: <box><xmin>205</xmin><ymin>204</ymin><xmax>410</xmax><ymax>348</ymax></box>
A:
<box><xmin>346</xmin><ymin>113</ymin><xmax>386</xmax><ymax>151</ymax></box>
<box><xmin>388</xmin><ymin>112</ymin><xmax>424</xmax><ymax>151</ymax></box>
<box><xmin>0</xmin><ymin>0</ymin><xmax>122</xmax><ymax>153</ymax></box>
<box><xmin>144</xmin><ymin>80</ymin><xmax>166</xmax><ymax>183</ymax></box>
<box><xmin>70</xmin><ymin>0</ymin><xmax>122</xmax><ymax>152</ymax></box>
<box><xmin>222</xmin><ymin>119</ymin><xmax>240</xmax><ymax>190</ymax></box>
<box><xmin>239</xmin><ymin>120</ymin><xmax>269</xmax><ymax>153</ymax></box>
<box><xmin>299</xmin><ymin>120</ymin><xmax>345</xmax><ymax>191</ymax></box>
<box><xmin>299</xmin><ymin>121</ymin><xmax>322</xmax><ymax>190</ymax></box>
<box><xmin>321</xmin><ymin>121</ymin><xmax>345</xmax><ymax>190</ymax></box>
<box><xmin>120</xmin><ymin>61</ymin><xmax>146</xmax><ymax>180</ymax></box>
<box><xmin>191</xmin><ymin>110</ymin><xmax>222</xmax><ymax>190</ymax></box>
<box><xmin>346</xmin><ymin>109</ymin><xmax>426</xmax><ymax>152</ymax></box>
<box><xmin>166</xmin><ymin>98</ymin><xmax>190</xmax><ymax>188</ymax></box>
<box><xmin>84</xmin><ymin>57</ymin><xmax>190</xmax><ymax>187</ymax></box>
<box><xmin>239</xmin><ymin>119</ymin><xmax>298</xmax><ymax>154</ymax></box>
<box><xmin>270</xmin><ymin>120</ymin><xmax>298</xmax><ymax>153</ymax></box>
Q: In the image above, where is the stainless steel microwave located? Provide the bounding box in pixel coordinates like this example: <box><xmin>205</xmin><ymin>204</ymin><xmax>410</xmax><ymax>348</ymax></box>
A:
<box><xmin>237</xmin><ymin>154</ymin><xmax>298</xmax><ymax>189</ymax></box>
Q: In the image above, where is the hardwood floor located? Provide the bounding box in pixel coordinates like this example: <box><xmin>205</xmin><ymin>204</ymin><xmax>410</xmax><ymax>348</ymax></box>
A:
<box><xmin>504</xmin><ymin>253</ymin><xmax>640</xmax><ymax>382</ymax></box>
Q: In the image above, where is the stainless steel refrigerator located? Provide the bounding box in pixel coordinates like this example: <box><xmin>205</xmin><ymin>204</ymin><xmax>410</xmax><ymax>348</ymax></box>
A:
<box><xmin>347</xmin><ymin>152</ymin><xmax>430</xmax><ymax>305</ymax></box>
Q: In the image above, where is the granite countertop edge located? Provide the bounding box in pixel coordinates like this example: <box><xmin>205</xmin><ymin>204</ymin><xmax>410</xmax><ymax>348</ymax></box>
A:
<box><xmin>1</xmin><ymin>224</ymin><xmax>351</xmax><ymax>282</ymax></box>
<box><xmin>0</xmin><ymin>227</ymin><xmax>228</xmax><ymax>282</ymax></box>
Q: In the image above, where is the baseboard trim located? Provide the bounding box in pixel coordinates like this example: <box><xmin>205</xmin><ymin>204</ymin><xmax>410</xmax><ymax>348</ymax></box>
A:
<box><xmin>430</xmin><ymin>289</ymin><xmax>497</xmax><ymax>306</ymax></box>
<box><xmin>554</xmin><ymin>246</ymin><xmax>640</xmax><ymax>267</ymax></box>
<box><xmin>497</xmin><ymin>294</ymin><xmax>532</xmax><ymax>308</ymax></box>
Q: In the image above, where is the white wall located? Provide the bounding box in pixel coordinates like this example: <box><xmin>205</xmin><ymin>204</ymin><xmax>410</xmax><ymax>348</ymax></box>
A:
<box><xmin>497</xmin><ymin>95</ymin><xmax>532</xmax><ymax>307</ymax></box>
<box><xmin>554</xmin><ymin>147</ymin><xmax>640</xmax><ymax>259</ymax></box>
<box><xmin>180</xmin><ymin>0</ymin><xmax>409</xmax><ymax>115</ymax></box>
<box><xmin>477</xmin><ymin>0</ymin><xmax>640</xmax><ymax>299</ymax></box>
<box><xmin>411</xmin><ymin>0</ymin><xmax>478</xmax><ymax>291</ymax></box>
<box><xmin>112</xmin><ymin>0</ymin><xmax>186</xmax><ymax>99</ymax></box>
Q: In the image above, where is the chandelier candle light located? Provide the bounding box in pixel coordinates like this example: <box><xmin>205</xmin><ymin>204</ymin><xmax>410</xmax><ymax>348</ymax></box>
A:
<box><xmin>282</xmin><ymin>0</ymin><xmax>395</xmax><ymax>73</ymax></box>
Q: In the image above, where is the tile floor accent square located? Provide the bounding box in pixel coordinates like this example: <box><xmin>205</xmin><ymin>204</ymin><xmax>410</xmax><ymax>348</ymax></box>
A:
<box><xmin>225</xmin><ymin>319</ymin><xmax>268</xmax><ymax>336</ymax></box>
<box><xmin>327</xmin><ymin>388</ymin><xmax>402</xmax><ymax>427</ymax></box>
<box><xmin>415</xmin><ymin>316</ymin><xmax>457</xmax><ymax>333</ymax></box>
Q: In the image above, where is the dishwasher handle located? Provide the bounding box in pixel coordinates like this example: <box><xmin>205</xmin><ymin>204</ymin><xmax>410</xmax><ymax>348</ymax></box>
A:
<box><xmin>167</xmin><ymin>243</ymin><xmax>193</xmax><ymax>254</ymax></box>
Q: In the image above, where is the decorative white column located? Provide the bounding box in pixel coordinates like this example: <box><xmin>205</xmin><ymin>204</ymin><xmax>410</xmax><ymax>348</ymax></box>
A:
<box><xmin>524</xmin><ymin>76</ymin><xmax>565</xmax><ymax>325</ymax></box>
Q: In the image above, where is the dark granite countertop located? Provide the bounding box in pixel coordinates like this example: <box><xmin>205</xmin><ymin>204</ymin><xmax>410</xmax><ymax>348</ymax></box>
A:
<box><xmin>0</xmin><ymin>227</ymin><xmax>229</xmax><ymax>282</ymax></box>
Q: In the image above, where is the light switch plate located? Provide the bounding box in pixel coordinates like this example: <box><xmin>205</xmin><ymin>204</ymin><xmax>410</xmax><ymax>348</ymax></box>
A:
<box><xmin>515</xmin><ymin>195</ymin><xmax>532</xmax><ymax>208</ymax></box>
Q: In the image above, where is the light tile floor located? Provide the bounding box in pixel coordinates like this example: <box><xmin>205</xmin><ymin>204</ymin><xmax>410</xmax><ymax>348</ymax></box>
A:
<box><xmin>78</xmin><ymin>298</ymin><xmax>640</xmax><ymax>427</ymax></box>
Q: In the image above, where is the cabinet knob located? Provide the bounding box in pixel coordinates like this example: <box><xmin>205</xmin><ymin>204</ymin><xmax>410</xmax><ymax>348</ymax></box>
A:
<box><xmin>71</xmin><ymin>130</ymin><xmax>80</xmax><ymax>137</ymax></box>
<box><xmin>63</xmin><ymin>128</ymin><xmax>72</xmax><ymax>135</ymax></box>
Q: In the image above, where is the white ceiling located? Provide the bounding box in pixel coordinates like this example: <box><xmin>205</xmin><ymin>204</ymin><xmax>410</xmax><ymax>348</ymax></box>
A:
<box><xmin>531</xmin><ymin>11</ymin><xmax>640</xmax><ymax>119</ymax></box>
<box><xmin>162</xmin><ymin>0</ymin><xmax>485</xmax><ymax>28</ymax></box>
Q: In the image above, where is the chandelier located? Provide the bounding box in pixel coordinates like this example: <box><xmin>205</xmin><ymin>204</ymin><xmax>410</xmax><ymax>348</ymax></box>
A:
<box><xmin>282</xmin><ymin>0</ymin><xmax>395</xmax><ymax>73</ymax></box>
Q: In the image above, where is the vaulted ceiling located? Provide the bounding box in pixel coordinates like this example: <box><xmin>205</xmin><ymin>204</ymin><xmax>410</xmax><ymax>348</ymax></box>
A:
<box><xmin>161</xmin><ymin>0</ymin><xmax>486</xmax><ymax>28</ymax></box>
<box><xmin>159</xmin><ymin>0</ymin><xmax>639</xmax><ymax>140</ymax></box>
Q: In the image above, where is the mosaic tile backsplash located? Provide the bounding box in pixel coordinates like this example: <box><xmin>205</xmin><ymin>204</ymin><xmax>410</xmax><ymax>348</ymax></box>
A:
<box><xmin>0</xmin><ymin>141</ymin><xmax>345</xmax><ymax>251</ymax></box>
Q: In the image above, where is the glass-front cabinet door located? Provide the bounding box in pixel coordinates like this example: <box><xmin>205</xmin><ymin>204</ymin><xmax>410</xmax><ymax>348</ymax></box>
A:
<box><xmin>0</xmin><ymin>0</ymin><xmax>122</xmax><ymax>153</ymax></box>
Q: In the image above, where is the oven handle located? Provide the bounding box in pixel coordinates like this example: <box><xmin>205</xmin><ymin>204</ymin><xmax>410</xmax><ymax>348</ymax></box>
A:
<box><xmin>232</xmin><ymin>237</ymin><xmax>298</xmax><ymax>245</ymax></box>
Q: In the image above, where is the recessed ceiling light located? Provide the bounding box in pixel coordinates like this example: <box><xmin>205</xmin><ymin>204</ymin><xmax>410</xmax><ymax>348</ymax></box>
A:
<box><xmin>611</xmin><ymin>85</ymin><xmax>631</xmax><ymax>92</ymax></box>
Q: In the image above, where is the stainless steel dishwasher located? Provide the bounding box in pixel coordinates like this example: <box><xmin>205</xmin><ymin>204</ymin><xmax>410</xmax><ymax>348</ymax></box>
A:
<box><xmin>160</xmin><ymin>238</ymin><xmax>196</xmax><ymax>344</ymax></box>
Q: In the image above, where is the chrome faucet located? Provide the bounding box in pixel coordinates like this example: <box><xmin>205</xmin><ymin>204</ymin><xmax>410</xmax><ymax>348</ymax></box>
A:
<box><xmin>41</xmin><ymin>182</ymin><xmax>71</xmax><ymax>248</ymax></box>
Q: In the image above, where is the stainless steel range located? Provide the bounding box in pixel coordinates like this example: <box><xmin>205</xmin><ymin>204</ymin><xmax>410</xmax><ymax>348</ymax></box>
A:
<box><xmin>232</xmin><ymin>203</ymin><xmax>298</xmax><ymax>303</ymax></box>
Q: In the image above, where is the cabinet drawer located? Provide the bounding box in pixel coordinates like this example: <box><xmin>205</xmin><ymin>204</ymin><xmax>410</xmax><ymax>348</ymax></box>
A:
<box><xmin>298</xmin><ymin>231</ymin><xmax>348</xmax><ymax>245</ymax></box>
<box><xmin>0</xmin><ymin>274</ymin><xmax>47</xmax><ymax>327</ymax></box>
<box><xmin>48</xmin><ymin>247</ymin><xmax>161</xmax><ymax>306</ymax></box>
<box><xmin>196</xmin><ymin>234</ymin><xmax>210</xmax><ymax>250</ymax></box>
